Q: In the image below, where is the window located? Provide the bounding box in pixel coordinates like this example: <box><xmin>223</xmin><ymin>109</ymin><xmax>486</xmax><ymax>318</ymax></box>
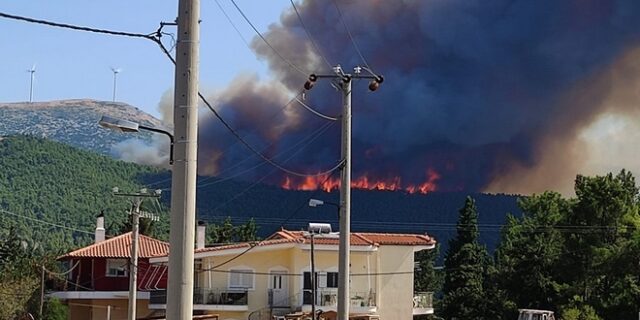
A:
<box><xmin>106</xmin><ymin>259</ymin><xmax>128</xmax><ymax>277</ymax></box>
<box><xmin>229</xmin><ymin>269</ymin><xmax>254</xmax><ymax>289</ymax></box>
<box><xmin>326</xmin><ymin>272</ymin><xmax>339</xmax><ymax>288</ymax></box>
<box><xmin>305</xmin><ymin>272</ymin><xmax>338</xmax><ymax>288</ymax></box>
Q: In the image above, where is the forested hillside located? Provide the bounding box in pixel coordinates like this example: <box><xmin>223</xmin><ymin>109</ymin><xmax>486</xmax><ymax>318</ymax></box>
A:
<box><xmin>0</xmin><ymin>135</ymin><xmax>522</xmax><ymax>255</ymax></box>
<box><xmin>0</xmin><ymin>135</ymin><xmax>169</xmax><ymax>254</ymax></box>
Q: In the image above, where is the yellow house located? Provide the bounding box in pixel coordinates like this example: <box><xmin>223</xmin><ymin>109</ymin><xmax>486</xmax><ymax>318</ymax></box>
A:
<box><xmin>148</xmin><ymin>227</ymin><xmax>436</xmax><ymax>320</ymax></box>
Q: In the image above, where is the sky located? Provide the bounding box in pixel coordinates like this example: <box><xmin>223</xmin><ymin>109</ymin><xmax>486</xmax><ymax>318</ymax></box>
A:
<box><xmin>0</xmin><ymin>0</ymin><xmax>291</xmax><ymax>117</ymax></box>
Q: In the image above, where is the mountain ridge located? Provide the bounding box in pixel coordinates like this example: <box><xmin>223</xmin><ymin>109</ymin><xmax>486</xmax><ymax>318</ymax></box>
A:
<box><xmin>0</xmin><ymin>99</ymin><xmax>164</xmax><ymax>155</ymax></box>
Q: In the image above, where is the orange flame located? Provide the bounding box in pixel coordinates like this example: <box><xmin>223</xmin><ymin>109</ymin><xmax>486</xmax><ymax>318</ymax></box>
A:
<box><xmin>281</xmin><ymin>169</ymin><xmax>440</xmax><ymax>194</ymax></box>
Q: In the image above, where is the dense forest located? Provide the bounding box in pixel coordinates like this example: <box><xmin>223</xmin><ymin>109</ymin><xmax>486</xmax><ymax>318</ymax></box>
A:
<box><xmin>415</xmin><ymin>171</ymin><xmax>640</xmax><ymax>319</ymax></box>
<box><xmin>0</xmin><ymin>135</ymin><xmax>170</xmax><ymax>254</ymax></box>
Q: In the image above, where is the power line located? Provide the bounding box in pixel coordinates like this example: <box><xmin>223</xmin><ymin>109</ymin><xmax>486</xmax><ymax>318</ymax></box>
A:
<box><xmin>196</xmin><ymin>89</ymin><xmax>344</xmax><ymax>178</ymax></box>
<box><xmin>330</xmin><ymin>0</ymin><xmax>373</xmax><ymax>72</ymax></box>
<box><xmin>192</xmin><ymin>91</ymin><xmax>321</xmax><ymax>189</ymax></box>
<box><xmin>0</xmin><ymin>12</ymin><xmax>156</xmax><ymax>40</ymax></box>
<box><xmin>289</xmin><ymin>0</ymin><xmax>333</xmax><ymax>70</ymax></box>
<box><xmin>212</xmin><ymin>121</ymin><xmax>337</xmax><ymax>213</ymax></box>
<box><xmin>214</xmin><ymin>0</ymin><xmax>251</xmax><ymax>48</ymax></box>
<box><xmin>294</xmin><ymin>96</ymin><xmax>339</xmax><ymax>121</ymax></box>
<box><xmin>228</xmin><ymin>0</ymin><xmax>308</xmax><ymax>76</ymax></box>
<box><xmin>0</xmin><ymin>209</ymin><xmax>94</xmax><ymax>235</ymax></box>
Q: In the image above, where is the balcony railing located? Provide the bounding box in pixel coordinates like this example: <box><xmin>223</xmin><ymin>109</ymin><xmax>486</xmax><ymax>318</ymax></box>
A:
<box><xmin>413</xmin><ymin>292</ymin><xmax>433</xmax><ymax>309</ymax></box>
<box><xmin>150</xmin><ymin>288</ymin><xmax>248</xmax><ymax>306</ymax></box>
<box><xmin>302</xmin><ymin>290</ymin><xmax>376</xmax><ymax>307</ymax></box>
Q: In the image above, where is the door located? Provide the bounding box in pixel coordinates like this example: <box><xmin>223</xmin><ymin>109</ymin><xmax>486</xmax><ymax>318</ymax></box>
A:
<box><xmin>270</xmin><ymin>271</ymin><xmax>289</xmax><ymax>307</ymax></box>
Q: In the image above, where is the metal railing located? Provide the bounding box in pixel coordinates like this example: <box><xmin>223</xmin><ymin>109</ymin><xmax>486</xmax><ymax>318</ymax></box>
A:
<box><xmin>302</xmin><ymin>290</ymin><xmax>376</xmax><ymax>307</ymax></box>
<box><xmin>413</xmin><ymin>292</ymin><xmax>433</xmax><ymax>309</ymax></box>
<box><xmin>150</xmin><ymin>288</ymin><xmax>248</xmax><ymax>305</ymax></box>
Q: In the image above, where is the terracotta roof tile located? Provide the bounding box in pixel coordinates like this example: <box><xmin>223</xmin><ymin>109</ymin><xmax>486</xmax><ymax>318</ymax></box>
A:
<box><xmin>151</xmin><ymin>229</ymin><xmax>436</xmax><ymax>259</ymax></box>
<box><xmin>59</xmin><ymin>232</ymin><xmax>169</xmax><ymax>259</ymax></box>
<box><xmin>271</xmin><ymin>230</ymin><xmax>435</xmax><ymax>246</ymax></box>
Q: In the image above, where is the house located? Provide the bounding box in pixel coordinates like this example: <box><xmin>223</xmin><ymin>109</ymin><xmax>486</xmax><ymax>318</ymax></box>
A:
<box><xmin>49</xmin><ymin>214</ymin><xmax>169</xmax><ymax>320</ymax></box>
<box><xmin>148</xmin><ymin>225</ymin><xmax>436</xmax><ymax>320</ymax></box>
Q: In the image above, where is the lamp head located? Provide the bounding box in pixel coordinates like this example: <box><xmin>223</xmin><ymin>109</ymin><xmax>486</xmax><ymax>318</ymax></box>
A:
<box><xmin>308</xmin><ymin>199</ymin><xmax>324</xmax><ymax>207</ymax></box>
<box><xmin>98</xmin><ymin>115</ymin><xmax>140</xmax><ymax>133</ymax></box>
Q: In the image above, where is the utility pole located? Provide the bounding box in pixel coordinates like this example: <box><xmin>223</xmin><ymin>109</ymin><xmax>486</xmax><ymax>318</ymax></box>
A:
<box><xmin>113</xmin><ymin>188</ymin><xmax>160</xmax><ymax>320</ymax></box>
<box><xmin>304</xmin><ymin>66</ymin><xmax>383</xmax><ymax>320</ymax></box>
<box><xmin>39</xmin><ymin>265</ymin><xmax>45</xmax><ymax>318</ymax></box>
<box><xmin>166</xmin><ymin>0</ymin><xmax>200</xmax><ymax>319</ymax></box>
<box><xmin>310</xmin><ymin>232</ymin><xmax>316</xmax><ymax>320</ymax></box>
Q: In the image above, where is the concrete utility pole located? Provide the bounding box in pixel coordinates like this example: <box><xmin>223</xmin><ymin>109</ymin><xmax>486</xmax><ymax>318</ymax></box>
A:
<box><xmin>166</xmin><ymin>0</ymin><xmax>200</xmax><ymax>318</ymax></box>
<box><xmin>113</xmin><ymin>188</ymin><xmax>160</xmax><ymax>320</ymax></box>
<box><xmin>337</xmin><ymin>77</ymin><xmax>352</xmax><ymax>320</ymax></box>
<box><xmin>310</xmin><ymin>232</ymin><xmax>316</xmax><ymax>320</ymax></box>
<box><xmin>304</xmin><ymin>66</ymin><xmax>383</xmax><ymax>320</ymax></box>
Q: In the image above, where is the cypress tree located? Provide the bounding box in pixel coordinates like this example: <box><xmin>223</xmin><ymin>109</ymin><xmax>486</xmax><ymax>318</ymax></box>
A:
<box><xmin>442</xmin><ymin>196</ymin><xmax>488</xmax><ymax>319</ymax></box>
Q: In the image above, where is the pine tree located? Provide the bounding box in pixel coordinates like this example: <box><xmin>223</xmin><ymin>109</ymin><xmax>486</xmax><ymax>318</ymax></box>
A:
<box><xmin>442</xmin><ymin>196</ymin><xmax>488</xmax><ymax>319</ymax></box>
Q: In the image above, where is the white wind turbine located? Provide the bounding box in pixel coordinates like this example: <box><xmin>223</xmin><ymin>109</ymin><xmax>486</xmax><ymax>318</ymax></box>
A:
<box><xmin>27</xmin><ymin>64</ymin><xmax>36</xmax><ymax>103</ymax></box>
<box><xmin>110</xmin><ymin>67</ymin><xmax>122</xmax><ymax>102</ymax></box>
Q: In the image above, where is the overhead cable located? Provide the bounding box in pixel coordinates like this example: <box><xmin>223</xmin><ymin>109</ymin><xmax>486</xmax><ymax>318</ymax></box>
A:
<box><xmin>228</xmin><ymin>0</ymin><xmax>308</xmax><ymax>76</ymax></box>
<box><xmin>294</xmin><ymin>96</ymin><xmax>339</xmax><ymax>121</ymax></box>
<box><xmin>289</xmin><ymin>0</ymin><xmax>333</xmax><ymax>70</ymax></box>
<box><xmin>0</xmin><ymin>209</ymin><xmax>94</xmax><ymax>235</ymax></box>
<box><xmin>330</xmin><ymin>0</ymin><xmax>375</xmax><ymax>74</ymax></box>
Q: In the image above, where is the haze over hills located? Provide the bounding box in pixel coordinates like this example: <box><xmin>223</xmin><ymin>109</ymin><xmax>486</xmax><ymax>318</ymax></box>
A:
<box><xmin>0</xmin><ymin>99</ymin><xmax>164</xmax><ymax>155</ymax></box>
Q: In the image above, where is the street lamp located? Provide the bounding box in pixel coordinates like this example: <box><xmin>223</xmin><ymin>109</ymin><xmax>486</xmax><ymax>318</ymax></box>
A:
<box><xmin>307</xmin><ymin>223</ymin><xmax>332</xmax><ymax>320</ymax></box>
<box><xmin>98</xmin><ymin>115</ymin><xmax>175</xmax><ymax>164</ymax></box>
<box><xmin>308</xmin><ymin>198</ymin><xmax>340</xmax><ymax>218</ymax></box>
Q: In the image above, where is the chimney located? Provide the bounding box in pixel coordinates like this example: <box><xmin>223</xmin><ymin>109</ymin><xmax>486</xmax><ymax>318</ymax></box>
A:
<box><xmin>95</xmin><ymin>211</ymin><xmax>106</xmax><ymax>243</ymax></box>
<box><xmin>196</xmin><ymin>221</ymin><xmax>206</xmax><ymax>250</ymax></box>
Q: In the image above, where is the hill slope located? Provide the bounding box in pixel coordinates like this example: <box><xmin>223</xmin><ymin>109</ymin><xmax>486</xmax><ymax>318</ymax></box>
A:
<box><xmin>0</xmin><ymin>136</ymin><xmax>168</xmax><ymax>254</ymax></box>
<box><xmin>0</xmin><ymin>136</ymin><xmax>522</xmax><ymax>255</ymax></box>
<box><xmin>0</xmin><ymin>99</ymin><xmax>163</xmax><ymax>155</ymax></box>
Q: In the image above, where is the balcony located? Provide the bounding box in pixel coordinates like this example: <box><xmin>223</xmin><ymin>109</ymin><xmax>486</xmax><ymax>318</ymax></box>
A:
<box><xmin>150</xmin><ymin>288</ymin><xmax>249</xmax><ymax>311</ymax></box>
<box><xmin>412</xmin><ymin>292</ymin><xmax>434</xmax><ymax>315</ymax></box>
<box><xmin>302</xmin><ymin>290</ymin><xmax>376</xmax><ymax>313</ymax></box>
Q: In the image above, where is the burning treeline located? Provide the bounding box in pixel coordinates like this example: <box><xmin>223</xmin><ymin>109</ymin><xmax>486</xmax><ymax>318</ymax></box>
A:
<box><xmin>137</xmin><ymin>0</ymin><xmax>640</xmax><ymax>195</ymax></box>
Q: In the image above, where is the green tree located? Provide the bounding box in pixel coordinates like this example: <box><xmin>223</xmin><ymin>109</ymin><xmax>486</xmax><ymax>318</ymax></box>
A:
<box><xmin>560</xmin><ymin>170</ymin><xmax>640</xmax><ymax>318</ymax></box>
<box><xmin>442</xmin><ymin>196</ymin><xmax>488</xmax><ymax>319</ymax></box>
<box><xmin>494</xmin><ymin>192</ymin><xmax>569</xmax><ymax>315</ymax></box>
<box><xmin>42</xmin><ymin>297</ymin><xmax>68</xmax><ymax>320</ymax></box>
<box><xmin>206</xmin><ymin>217</ymin><xmax>261</xmax><ymax>245</ymax></box>
<box><xmin>414</xmin><ymin>244</ymin><xmax>442</xmax><ymax>294</ymax></box>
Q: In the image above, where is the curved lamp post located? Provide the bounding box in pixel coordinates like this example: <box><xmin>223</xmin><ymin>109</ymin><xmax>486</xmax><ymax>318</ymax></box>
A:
<box><xmin>98</xmin><ymin>115</ymin><xmax>175</xmax><ymax>164</ymax></box>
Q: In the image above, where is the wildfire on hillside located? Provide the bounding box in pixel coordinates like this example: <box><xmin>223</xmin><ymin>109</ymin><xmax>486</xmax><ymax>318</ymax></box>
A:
<box><xmin>281</xmin><ymin>168</ymin><xmax>441</xmax><ymax>194</ymax></box>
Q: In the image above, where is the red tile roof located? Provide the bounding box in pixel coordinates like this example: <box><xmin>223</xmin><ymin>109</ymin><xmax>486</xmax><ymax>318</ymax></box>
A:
<box><xmin>185</xmin><ymin>228</ymin><xmax>435</xmax><ymax>257</ymax></box>
<box><xmin>59</xmin><ymin>232</ymin><xmax>169</xmax><ymax>259</ymax></box>
<box><xmin>274</xmin><ymin>229</ymin><xmax>436</xmax><ymax>246</ymax></box>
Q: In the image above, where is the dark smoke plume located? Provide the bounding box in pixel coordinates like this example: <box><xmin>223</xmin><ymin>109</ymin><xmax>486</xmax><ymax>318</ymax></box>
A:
<box><xmin>195</xmin><ymin>0</ymin><xmax>640</xmax><ymax>194</ymax></box>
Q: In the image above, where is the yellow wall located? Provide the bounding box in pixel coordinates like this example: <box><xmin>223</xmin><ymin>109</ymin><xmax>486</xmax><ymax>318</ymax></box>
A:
<box><xmin>197</xmin><ymin>245</ymin><xmax>392</xmax><ymax>318</ymax></box>
<box><xmin>375</xmin><ymin>246</ymin><xmax>416</xmax><ymax>320</ymax></box>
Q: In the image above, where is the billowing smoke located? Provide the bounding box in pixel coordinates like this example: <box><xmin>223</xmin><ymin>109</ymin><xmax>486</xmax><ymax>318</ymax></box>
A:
<box><xmin>130</xmin><ymin>1</ymin><xmax>640</xmax><ymax>195</ymax></box>
<box><xmin>193</xmin><ymin>0</ymin><xmax>640</xmax><ymax>194</ymax></box>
